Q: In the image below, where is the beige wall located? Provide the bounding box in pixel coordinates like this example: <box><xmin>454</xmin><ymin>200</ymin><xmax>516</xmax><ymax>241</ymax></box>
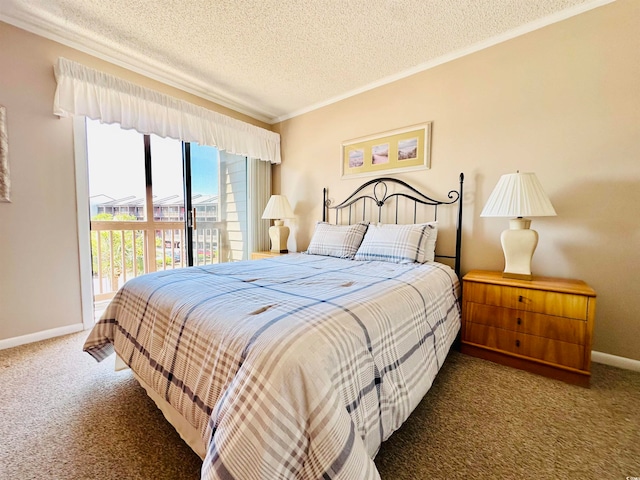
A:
<box><xmin>275</xmin><ymin>0</ymin><xmax>640</xmax><ymax>360</ymax></box>
<box><xmin>1</xmin><ymin>1</ymin><xmax>638</xmax><ymax>361</ymax></box>
<box><xmin>0</xmin><ymin>22</ymin><xmax>269</xmax><ymax>343</ymax></box>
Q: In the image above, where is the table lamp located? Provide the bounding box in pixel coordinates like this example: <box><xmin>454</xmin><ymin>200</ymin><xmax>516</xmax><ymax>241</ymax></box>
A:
<box><xmin>481</xmin><ymin>172</ymin><xmax>556</xmax><ymax>280</ymax></box>
<box><xmin>262</xmin><ymin>195</ymin><xmax>295</xmax><ymax>253</ymax></box>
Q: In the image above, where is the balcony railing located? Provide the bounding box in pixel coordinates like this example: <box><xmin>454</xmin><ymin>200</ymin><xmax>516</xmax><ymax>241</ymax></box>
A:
<box><xmin>91</xmin><ymin>220</ymin><xmax>221</xmax><ymax>301</ymax></box>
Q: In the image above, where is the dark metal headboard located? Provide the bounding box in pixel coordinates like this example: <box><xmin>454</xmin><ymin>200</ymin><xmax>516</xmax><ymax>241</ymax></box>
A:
<box><xmin>323</xmin><ymin>173</ymin><xmax>464</xmax><ymax>277</ymax></box>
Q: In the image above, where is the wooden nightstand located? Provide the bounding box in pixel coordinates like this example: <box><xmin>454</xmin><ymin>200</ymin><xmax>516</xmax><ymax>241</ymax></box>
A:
<box><xmin>250</xmin><ymin>251</ymin><xmax>288</xmax><ymax>260</ymax></box>
<box><xmin>461</xmin><ymin>270</ymin><xmax>596</xmax><ymax>387</ymax></box>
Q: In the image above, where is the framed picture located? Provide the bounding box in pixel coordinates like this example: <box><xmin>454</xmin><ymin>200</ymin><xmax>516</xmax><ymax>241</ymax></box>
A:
<box><xmin>341</xmin><ymin>122</ymin><xmax>431</xmax><ymax>179</ymax></box>
<box><xmin>0</xmin><ymin>105</ymin><xmax>9</xmax><ymax>203</ymax></box>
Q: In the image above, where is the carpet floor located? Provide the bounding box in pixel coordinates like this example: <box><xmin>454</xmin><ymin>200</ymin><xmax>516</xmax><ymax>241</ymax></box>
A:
<box><xmin>1</xmin><ymin>331</ymin><xmax>638</xmax><ymax>479</ymax></box>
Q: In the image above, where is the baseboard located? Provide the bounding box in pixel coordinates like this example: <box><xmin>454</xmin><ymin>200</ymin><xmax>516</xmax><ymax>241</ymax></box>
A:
<box><xmin>592</xmin><ymin>350</ymin><xmax>640</xmax><ymax>372</ymax></box>
<box><xmin>0</xmin><ymin>324</ymin><xmax>85</xmax><ymax>351</ymax></box>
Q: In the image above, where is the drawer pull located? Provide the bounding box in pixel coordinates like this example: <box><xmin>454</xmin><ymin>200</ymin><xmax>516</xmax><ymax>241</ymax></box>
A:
<box><xmin>516</xmin><ymin>317</ymin><xmax>522</xmax><ymax>325</ymax></box>
<box><xmin>518</xmin><ymin>295</ymin><xmax>523</xmax><ymax>302</ymax></box>
<box><xmin>515</xmin><ymin>340</ymin><xmax>520</xmax><ymax>347</ymax></box>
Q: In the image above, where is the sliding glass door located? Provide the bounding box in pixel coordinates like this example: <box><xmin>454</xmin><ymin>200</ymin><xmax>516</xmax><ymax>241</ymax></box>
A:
<box><xmin>85</xmin><ymin>119</ymin><xmax>247</xmax><ymax>313</ymax></box>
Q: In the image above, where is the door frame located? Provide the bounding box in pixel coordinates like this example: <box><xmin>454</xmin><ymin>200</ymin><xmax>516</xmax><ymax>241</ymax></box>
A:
<box><xmin>73</xmin><ymin>116</ymin><xmax>96</xmax><ymax>330</ymax></box>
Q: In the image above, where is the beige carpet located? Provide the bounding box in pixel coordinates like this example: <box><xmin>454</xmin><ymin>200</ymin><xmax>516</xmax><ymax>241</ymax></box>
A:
<box><xmin>1</xmin><ymin>332</ymin><xmax>638</xmax><ymax>480</ymax></box>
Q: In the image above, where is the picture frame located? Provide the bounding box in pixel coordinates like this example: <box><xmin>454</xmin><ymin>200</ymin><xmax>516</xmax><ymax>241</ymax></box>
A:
<box><xmin>0</xmin><ymin>105</ymin><xmax>10</xmax><ymax>203</ymax></box>
<box><xmin>341</xmin><ymin>122</ymin><xmax>431</xmax><ymax>179</ymax></box>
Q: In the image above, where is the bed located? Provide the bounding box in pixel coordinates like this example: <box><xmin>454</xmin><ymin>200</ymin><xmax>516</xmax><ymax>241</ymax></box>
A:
<box><xmin>84</xmin><ymin>174</ymin><xmax>465</xmax><ymax>480</ymax></box>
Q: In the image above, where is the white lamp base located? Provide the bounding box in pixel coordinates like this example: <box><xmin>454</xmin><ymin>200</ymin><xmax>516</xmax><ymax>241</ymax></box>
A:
<box><xmin>500</xmin><ymin>218</ymin><xmax>538</xmax><ymax>281</ymax></box>
<box><xmin>269</xmin><ymin>220</ymin><xmax>290</xmax><ymax>253</ymax></box>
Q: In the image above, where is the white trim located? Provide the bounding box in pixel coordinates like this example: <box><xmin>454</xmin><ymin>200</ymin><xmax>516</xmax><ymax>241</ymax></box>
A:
<box><xmin>73</xmin><ymin>116</ymin><xmax>96</xmax><ymax>330</ymax></box>
<box><xmin>272</xmin><ymin>0</ymin><xmax>616</xmax><ymax>123</ymax></box>
<box><xmin>592</xmin><ymin>351</ymin><xmax>640</xmax><ymax>373</ymax></box>
<box><xmin>0</xmin><ymin>324</ymin><xmax>84</xmax><ymax>351</ymax></box>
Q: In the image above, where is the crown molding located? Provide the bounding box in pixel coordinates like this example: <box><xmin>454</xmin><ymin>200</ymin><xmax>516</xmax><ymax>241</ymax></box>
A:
<box><xmin>0</xmin><ymin>11</ymin><xmax>277</xmax><ymax>124</ymax></box>
<box><xmin>2</xmin><ymin>0</ymin><xmax>615</xmax><ymax>126</ymax></box>
<box><xmin>272</xmin><ymin>0</ymin><xmax>616</xmax><ymax>124</ymax></box>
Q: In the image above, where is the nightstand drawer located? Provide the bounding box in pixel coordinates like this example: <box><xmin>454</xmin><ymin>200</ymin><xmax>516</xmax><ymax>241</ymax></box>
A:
<box><xmin>465</xmin><ymin>323</ymin><xmax>585</xmax><ymax>370</ymax></box>
<box><xmin>464</xmin><ymin>282</ymin><xmax>588</xmax><ymax>320</ymax></box>
<box><xmin>464</xmin><ymin>302</ymin><xmax>586</xmax><ymax>344</ymax></box>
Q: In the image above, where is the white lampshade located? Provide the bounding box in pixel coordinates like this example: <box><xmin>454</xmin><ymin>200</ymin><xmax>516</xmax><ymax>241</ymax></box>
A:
<box><xmin>262</xmin><ymin>195</ymin><xmax>295</xmax><ymax>253</ymax></box>
<box><xmin>481</xmin><ymin>172</ymin><xmax>556</xmax><ymax>281</ymax></box>
<box><xmin>481</xmin><ymin>172</ymin><xmax>557</xmax><ymax>218</ymax></box>
<box><xmin>262</xmin><ymin>195</ymin><xmax>295</xmax><ymax>220</ymax></box>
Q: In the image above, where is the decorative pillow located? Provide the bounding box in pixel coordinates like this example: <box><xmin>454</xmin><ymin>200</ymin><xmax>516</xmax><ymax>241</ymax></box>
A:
<box><xmin>420</xmin><ymin>221</ymin><xmax>438</xmax><ymax>263</ymax></box>
<box><xmin>354</xmin><ymin>223</ymin><xmax>430</xmax><ymax>264</ymax></box>
<box><xmin>306</xmin><ymin>222</ymin><xmax>369</xmax><ymax>259</ymax></box>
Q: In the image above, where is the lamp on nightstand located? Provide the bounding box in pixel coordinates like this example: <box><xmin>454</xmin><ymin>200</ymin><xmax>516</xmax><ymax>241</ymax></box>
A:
<box><xmin>262</xmin><ymin>195</ymin><xmax>295</xmax><ymax>253</ymax></box>
<box><xmin>481</xmin><ymin>172</ymin><xmax>556</xmax><ymax>280</ymax></box>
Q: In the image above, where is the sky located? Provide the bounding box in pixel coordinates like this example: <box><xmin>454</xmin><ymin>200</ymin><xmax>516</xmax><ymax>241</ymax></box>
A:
<box><xmin>86</xmin><ymin>119</ymin><xmax>219</xmax><ymax>201</ymax></box>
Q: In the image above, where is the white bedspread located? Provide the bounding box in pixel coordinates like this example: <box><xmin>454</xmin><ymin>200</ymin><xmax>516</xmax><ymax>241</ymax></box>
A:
<box><xmin>84</xmin><ymin>254</ymin><xmax>460</xmax><ymax>479</ymax></box>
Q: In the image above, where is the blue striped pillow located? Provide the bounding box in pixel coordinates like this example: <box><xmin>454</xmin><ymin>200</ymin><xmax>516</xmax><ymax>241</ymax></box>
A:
<box><xmin>354</xmin><ymin>223</ymin><xmax>429</xmax><ymax>264</ymax></box>
<box><xmin>419</xmin><ymin>221</ymin><xmax>438</xmax><ymax>263</ymax></box>
<box><xmin>306</xmin><ymin>222</ymin><xmax>369</xmax><ymax>259</ymax></box>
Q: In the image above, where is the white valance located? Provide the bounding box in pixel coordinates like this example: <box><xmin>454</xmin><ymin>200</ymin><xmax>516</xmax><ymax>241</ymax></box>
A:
<box><xmin>53</xmin><ymin>57</ymin><xmax>281</xmax><ymax>164</ymax></box>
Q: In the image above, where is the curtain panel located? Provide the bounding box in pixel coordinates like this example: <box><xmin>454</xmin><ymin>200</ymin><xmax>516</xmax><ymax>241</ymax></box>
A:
<box><xmin>248</xmin><ymin>157</ymin><xmax>272</xmax><ymax>253</ymax></box>
<box><xmin>53</xmin><ymin>57</ymin><xmax>281</xmax><ymax>164</ymax></box>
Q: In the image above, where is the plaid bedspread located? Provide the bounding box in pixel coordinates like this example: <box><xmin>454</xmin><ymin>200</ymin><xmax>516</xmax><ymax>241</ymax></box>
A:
<box><xmin>84</xmin><ymin>254</ymin><xmax>461</xmax><ymax>480</ymax></box>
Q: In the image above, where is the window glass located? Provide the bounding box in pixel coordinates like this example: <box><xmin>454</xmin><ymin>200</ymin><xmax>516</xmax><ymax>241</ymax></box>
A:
<box><xmin>190</xmin><ymin>144</ymin><xmax>220</xmax><ymax>265</ymax></box>
<box><xmin>86</xmin><ymin>119</ymin><xmax>145</xmax><ymax>221</ymax></box>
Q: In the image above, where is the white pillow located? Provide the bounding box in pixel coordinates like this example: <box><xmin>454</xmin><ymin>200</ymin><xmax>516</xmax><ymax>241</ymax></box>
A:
<box><xmin>354</xmin><ymin>223</ymin><xmax>429</xmax><ymax>264</ymax></box>
<box><xmin>306</xmin><ymin>222</ymin><xmax>369</xmax><ymax>259</ymax></box>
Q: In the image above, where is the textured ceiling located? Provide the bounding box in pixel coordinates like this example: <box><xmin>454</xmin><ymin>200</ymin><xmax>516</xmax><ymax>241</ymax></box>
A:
<box><xmin>1</xmin><ymin>0</ymin><xmax>612</xmax><ymax>123</ymax></box>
